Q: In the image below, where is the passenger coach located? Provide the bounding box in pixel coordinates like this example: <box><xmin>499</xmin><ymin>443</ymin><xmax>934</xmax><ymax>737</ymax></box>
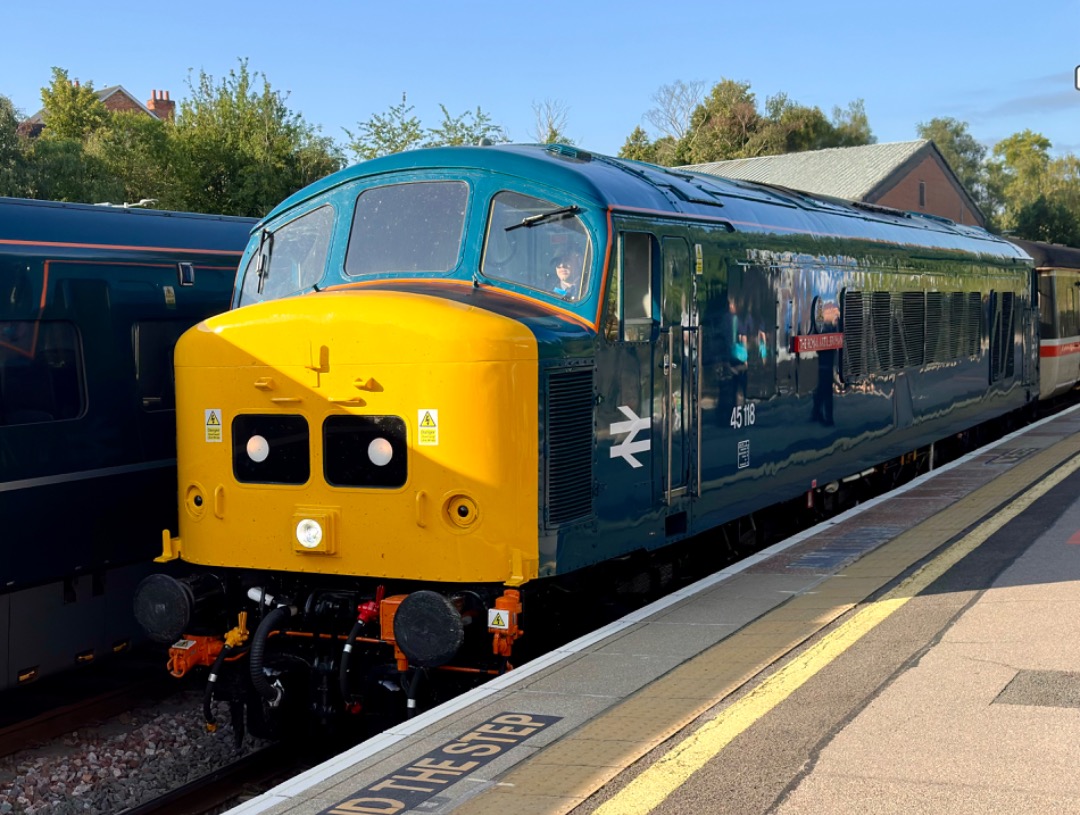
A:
<box><xmin>1</xmin><ymin>197</ymin><xmax>252</xmax><ymax>689</ymax></box>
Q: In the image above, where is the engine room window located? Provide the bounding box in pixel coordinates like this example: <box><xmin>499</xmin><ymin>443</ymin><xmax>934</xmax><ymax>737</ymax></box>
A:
<box><xmin>481</xmin><ymin>191</ymin><xmax>592</xmax><ymax>299</ymax></box>
<box><xmin>239</xmin><ymin>205</ymin><xmax>334</xmax><ymax>306</ymax></box>
<box><xmin>345</xmin><ymin>181</ymin><xmax>468</xmax><ymax>276</ymax></box>
<box><xmin>0</xmin><ymin>320</ymin><xmax>83</xmax><ymax>426</ymax></box>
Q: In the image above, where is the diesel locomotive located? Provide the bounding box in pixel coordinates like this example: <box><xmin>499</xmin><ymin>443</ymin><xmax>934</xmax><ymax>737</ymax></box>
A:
<box><xmin>0</xmin><ymin>197</ymin><xmax>253</xmax><ymax>690</ymax></box>
<box><xmin>133</xmin><ymin>144</ymin><xmax>1057</xmax><ymax>733</ymax></box>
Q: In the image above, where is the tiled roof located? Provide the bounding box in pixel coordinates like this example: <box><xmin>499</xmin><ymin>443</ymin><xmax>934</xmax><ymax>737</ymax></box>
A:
<box><xmin>681</xmin><ymin>140</ymin><xmax>931</xmax><ymax>201</ymax></box>
<box><xmin>25</xmin><ymin>85</ymin><xmax>155</xmax><ymax>124</ymax></box>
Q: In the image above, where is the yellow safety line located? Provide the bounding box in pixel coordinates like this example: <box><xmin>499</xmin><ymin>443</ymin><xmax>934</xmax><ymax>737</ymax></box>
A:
<box><xmin>594</xmin><ymin>452</ymin><xmax>1080</xmax><ymax>815</ymax></box>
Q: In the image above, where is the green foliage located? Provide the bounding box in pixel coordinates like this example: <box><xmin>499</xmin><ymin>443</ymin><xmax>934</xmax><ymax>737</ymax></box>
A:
<box><xmin>84</xmin><ymin>112</ymin><xmax>177</xmax><ymax>207</ymax></box>
<box><xmin>986</xmin><ymin>130</ymin><xmax>1080</xmax><ymax>243</ymax></box>
<box><xmin>0</xmin><ymin>95</ymin><xmax>28</xmax><ymax>196</ymax></box>
<box><xmin>347</xmin><ymin>96</ymin><xmax>508</xmax><ymax>160</ymax></box>
<box><xmin>22</xmin><ymin>136</ymin><xmax>123</xmax><ymax>203</ymax></box>
<box><xmin>39</xmin><ymin>67</ymin><xmax>109</xmax><ymax>141</ymax></box>
<box><xmin>1012</xmin><ymin>195</ymin><xmax>1080</xmax><ymax>245</ymax></box>
<box><xmin>629</xmin><ymin>78</ymin><xmax>874</xmax><ymax>166</ymax></box>
<box><xmin>172</xmin><ymin>59</ymin><xmax>344</xmax><ymax>216</ymax></box>
<box><xmin>345</xmin><ymin>95</ymin><xmax>424</xmax><ymax>160</ymax></box>
<box><xmin>425</xmin><ymin>104</ymin><xmax>507</xmax><ymax>148</ymax></box>
<box><xmin>619</xmin><ymin>126</ymin><xmax>657</xmax><ymax>162</ymax></box>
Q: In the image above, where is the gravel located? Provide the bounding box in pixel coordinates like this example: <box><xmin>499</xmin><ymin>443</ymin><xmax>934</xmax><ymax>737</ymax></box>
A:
<box><xmin>0</xmin><ymin>690</ymin><xmax>269</xmax><ymax>814</ymax></box>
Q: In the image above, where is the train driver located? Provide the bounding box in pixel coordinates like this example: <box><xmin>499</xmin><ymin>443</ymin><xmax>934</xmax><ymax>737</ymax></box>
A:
<box><xmin>552</xmin><ymin>252</ymin><xmax>583</xmax><ymax>299</ymax></box>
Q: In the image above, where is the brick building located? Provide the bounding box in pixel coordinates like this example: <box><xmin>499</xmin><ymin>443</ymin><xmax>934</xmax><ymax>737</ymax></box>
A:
<box><xmin>19</xmin><ymin>85</ymin><xmax>176</xmax><ymax>138</ymax></box>
<box><xmin>682</xmin><ymin>140</ymin><xmax>985</xmax><ymax>228</ymax></box>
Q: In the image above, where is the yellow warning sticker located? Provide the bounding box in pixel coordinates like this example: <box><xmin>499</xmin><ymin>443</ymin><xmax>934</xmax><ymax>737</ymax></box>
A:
<box><xmin>488</xmin><ymin>610</ymin><xmax>509</xmax><ymax>630</ymax></box>
<box><xmin>418</xmin><ymin>409</ymin><xmax>438</xmax><ymax>446</ymax></box>
<box><xmin>205</xmin><ymin>409</ymin><xmax>222</xmax><ymax>443</ymax></box>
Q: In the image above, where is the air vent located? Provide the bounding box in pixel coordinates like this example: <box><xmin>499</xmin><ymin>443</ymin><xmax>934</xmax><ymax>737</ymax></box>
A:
<box><xmin>842</xmin><ymin>290</ymin><xmax>868</xmax><ymax>380</ymax></box>
<box><xmin>545</xmin><ymin>367</ymin><xmax>595</xmax><ymax>526</ymax></box>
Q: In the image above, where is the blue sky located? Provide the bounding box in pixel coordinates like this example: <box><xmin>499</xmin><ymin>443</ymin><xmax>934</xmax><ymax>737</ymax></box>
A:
<box><xmin>3</xmin><ymin>0</ymin><xmax>1078</xmax><ymax>159</ymax></box>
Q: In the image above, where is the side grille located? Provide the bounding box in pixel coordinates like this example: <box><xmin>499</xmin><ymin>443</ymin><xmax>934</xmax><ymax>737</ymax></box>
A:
<box><xmin>842</xmin><ymin>290</ymin><xmax>868</xmax><ymax>380</ymax></box>
<box><xmin>545</xmin><ymin>367</ymin><xmax>595</xmax><ymax>527</ymax></box>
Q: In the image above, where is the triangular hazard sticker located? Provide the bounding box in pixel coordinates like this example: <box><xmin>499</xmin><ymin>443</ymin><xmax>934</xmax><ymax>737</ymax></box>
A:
<box><xmin>206</xmin><ymin>412</ymin><xmax>221</xmax><ymax>426</ymax></box>
<box><xmin>420</xmin><ymin>411</ymin><xmax>436</xmax><ymax>427</ymax></box>
<box><xmin>490</xmin><ymin>613</ymin><xmax>505</xmax><ymax>628</ymax></box>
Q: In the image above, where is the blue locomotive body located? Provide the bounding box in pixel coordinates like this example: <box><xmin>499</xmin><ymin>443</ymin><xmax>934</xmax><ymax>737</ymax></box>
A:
<box><xmin>131</xmin><ymin>145</ymin><xmax>1041</xmax><ymax>728</ymax></box>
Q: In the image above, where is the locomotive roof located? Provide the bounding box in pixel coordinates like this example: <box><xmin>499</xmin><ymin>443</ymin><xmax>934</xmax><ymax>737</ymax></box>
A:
<box><xmin>1008</xmin><ymin>238</ymin><xmax>1080</xmax><ymax>270</ymax></box>
<box><xmin>0</xmin><ymin>196</ymin><xmax>256</xmax><ymax>253</ymax></box>
<box><xmin>263</xmin><ymin>144</ymin><xmax>1029</xmax><ymax>264</ymax></box>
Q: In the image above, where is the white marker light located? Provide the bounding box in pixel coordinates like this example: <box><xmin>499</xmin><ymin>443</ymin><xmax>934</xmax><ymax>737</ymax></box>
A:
<box><xmin>296</xmin><ymin>519</ymin><xmax>323</xmax><ymax>549</ymax></box>
<box><xmin>246</xmin><ymin>435</ymin><xmax>270</xmax><ymax>463</ymax></box>
<box><xmin>368</xmin><ymin>437</ymin><xmax>393</xmax><ymax>467</ymax></box>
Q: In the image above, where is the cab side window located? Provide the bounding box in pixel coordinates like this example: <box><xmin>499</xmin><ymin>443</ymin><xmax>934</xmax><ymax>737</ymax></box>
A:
<box><xmin>605</xmin><ymin>232</ymin><xmax>657</xmax><ymax>343</ymax></box>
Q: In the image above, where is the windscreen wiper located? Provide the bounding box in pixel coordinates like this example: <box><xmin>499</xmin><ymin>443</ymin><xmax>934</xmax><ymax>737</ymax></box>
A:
<box><xmin>255</xmin><ymin>229</ymin><xmax>274</xmax><ymax>294</ymax></box>
<box><xmin>506</xmin><ymin>205</ymin><xmax>580</xmax><ymax>232</ymax></box>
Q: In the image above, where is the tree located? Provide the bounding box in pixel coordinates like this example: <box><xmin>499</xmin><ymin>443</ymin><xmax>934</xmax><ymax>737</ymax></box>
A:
<box><xmin>748</xmin><ymin>93</ymin><xmax>837</xmax><ymax>156</ymax></box>
<box><xmin>38</xmin><ymin>67</ymin><xmax>109</xmax><ymax>141</ymax></box>
<box><xmin>424</xmin><ymin>104</ymin><xmax>506</xmax><ymax>147</ymax></box>
<box><xmin>619</xmin><ymin>126</ymin><xmax>657</xmax><ymax>163</ymax></box>
<box><xmin>830</xmin><ymin>100</ymin><xmax>875</xmax><ymax>147</ymax></box>
<box><xmin>346</xmin><ymin>94</ymin><xmax>424</xmax><ymax>160</ymax></box>
<box><xmin>0</xmin><ymin>95</ymin><xmax>28</xmax><ymax>196</ymax></box>
<box><xmin>644</xmin><ymin>80</ymin><xmax>706</xmax><ymax>142</ymax></box>
<box><xmin>1012</xmin><ymin>195</ymin><xmax>1080</xmax><ymax>245</ymax></box>
<box><xmin>172</xmin><ymin>59</ymin><xmax>343</xmax><ymax>216</ymax></box>
<box><xmin>530</xmin><ymin>99</ymin><xmax>573</xmax><ymax>145</ymax></box>
<box><xmin>84</xmin><ymin>111</ymin><xmax>177</xmax><ymax>207</ymax></box>
<box><xmin>22</xmin><ymin>136</ymin><xmax>122</xmax><ymax>203</ymax></box>
<box><xmin>988</xmin><ymin>130</ymin><xmax>1054</xmax><ymax>234</ymax></box>
<box><xmin>677</xmin><ymin>79</ymin><xmax>761</xmax><ymax>164</ymax></box>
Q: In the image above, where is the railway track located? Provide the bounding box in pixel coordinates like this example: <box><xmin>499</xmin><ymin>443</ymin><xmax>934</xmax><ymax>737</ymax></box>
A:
<box><xmin>118</xmin><ymin>742</ymin><xmax>303</xmax><ymax>815</ymax></box>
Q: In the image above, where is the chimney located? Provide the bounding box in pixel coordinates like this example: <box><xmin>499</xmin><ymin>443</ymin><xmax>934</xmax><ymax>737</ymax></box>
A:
<box><xmin>147</xmin><ymin>89</ymin><xmax>176</xmax><ymax>121</ymax></box>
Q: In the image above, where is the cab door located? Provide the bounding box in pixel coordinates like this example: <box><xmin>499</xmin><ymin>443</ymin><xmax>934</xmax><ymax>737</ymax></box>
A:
<box><xmin>660</xmin><ymin>236</ymin><xmax>696</xmax><ymax>503</ymax></box>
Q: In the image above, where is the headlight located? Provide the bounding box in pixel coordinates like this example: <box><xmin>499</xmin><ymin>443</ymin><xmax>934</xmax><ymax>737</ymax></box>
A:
<box><xmin>296</xmin><ymin>518</ymin><xmax>323</xmax><ymax>549</ymax></box>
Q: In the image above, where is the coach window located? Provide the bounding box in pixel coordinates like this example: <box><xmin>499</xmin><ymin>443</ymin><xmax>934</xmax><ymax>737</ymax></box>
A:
<box><xmin>134</xmin><ymin>321</ymin><xmax>189</xmax><ymax>411</ymax></box>
<box><xmin>239</xmin><ymin>205</ymin><xmax>334</xmax><ymax>306</ymax></box>
<box><xmin>0</xmin><ymin>320</ymin><xmax>83</xmax><ymax>426</ymax></box>
<box><xmin>346</xmin><ymin>181</ymin><xmax>468</xmax><ymax>276</ymax></box>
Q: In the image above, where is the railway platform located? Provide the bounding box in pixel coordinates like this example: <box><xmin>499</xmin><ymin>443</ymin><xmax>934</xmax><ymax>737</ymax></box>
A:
<box><xmin>227</xmin><ymin>404</ymin><xmax>1080</xmax><ymax>815</ymax></box>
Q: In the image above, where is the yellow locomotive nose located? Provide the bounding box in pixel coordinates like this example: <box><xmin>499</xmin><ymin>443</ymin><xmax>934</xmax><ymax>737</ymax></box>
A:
<box><xmin>171</xmin><ymin>289</ymin><xmax>541</xmax><ymax>586</ymax></box>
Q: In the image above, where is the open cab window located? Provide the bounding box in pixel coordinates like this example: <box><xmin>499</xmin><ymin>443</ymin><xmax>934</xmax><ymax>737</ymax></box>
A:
<box><xmin>481</xmin><ymin>191</ymin><xmax>592</xmax><ymax>302</ymax></box>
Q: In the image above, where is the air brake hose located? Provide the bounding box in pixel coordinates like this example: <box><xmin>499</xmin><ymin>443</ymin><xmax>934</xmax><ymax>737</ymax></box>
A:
<box><xmin>203</xmin><ymin>644</ymin><xmax>233</xmax><ymax>730</ymax></box>
<box><xmin>339</xmin><ymin>620</ymin><xmax>366</xmax><ymax>707</ymax></box>
<box><xmin>249</xmin><ymin>605</ymin><xmax>295</xmax><ymax>705</ymax></box>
